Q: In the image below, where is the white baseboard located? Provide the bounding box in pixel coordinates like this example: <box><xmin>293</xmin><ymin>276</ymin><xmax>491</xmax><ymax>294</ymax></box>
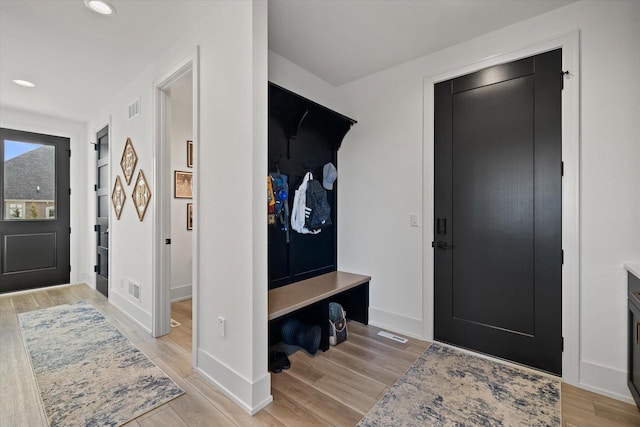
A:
<box><xmin>171</xmin><ymin>284</ymin><xmax>192</xmax><ymax>302</ymax></box>
<box><xmin>368</xmin><ymin>307</ymin><xmax>425</xmax><ymax>341</ymax></box>
<box><xmin>109</xmin><ymin>289</ymin><xmax>152</xmax><ymax>333</ymax></box>
<box><xmin>579</xmin><ymin>359</ymin><xmax>633</xmax><ymax>403</ymax></box>
<box><xmin>196</xmin><ymin>348</ymin><xmax>272</xmax><ymax>414</ymax></box>
<box><xmin>79</xmin><ymin>272</ymin><xmax>95</xmax><ymax>287</ymax></box>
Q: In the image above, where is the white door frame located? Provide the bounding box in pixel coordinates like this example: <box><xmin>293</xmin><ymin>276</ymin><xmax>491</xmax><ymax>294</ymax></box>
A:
<box><xmin>152</xmin><ymin>47</ymin><xmax>200</xmax><ymax>366</ymax></box>
<box><xmin>422</xmin><ymin>31</ymin><xmax>580</xmax><ymax>384</ymax></box>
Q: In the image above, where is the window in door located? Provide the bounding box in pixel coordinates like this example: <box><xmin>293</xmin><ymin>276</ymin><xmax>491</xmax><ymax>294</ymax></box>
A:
<box><xmin>3</xmin><ymin>140</ymin><xmax>56</xmax><ymax>221</ymax></box>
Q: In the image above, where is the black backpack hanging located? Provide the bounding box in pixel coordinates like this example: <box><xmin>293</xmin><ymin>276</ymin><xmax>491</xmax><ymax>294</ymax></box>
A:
<box><xmin>305</xmin><ymin>177</ymin><xmax>332</xmax><ymax>230</ymax></box>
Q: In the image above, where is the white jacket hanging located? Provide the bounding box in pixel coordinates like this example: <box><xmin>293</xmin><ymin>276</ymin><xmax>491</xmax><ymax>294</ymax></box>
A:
<box><xmin>291</xmin><ymin>172</ymin><xmax>320</xmax><ymax>235</ymax></box>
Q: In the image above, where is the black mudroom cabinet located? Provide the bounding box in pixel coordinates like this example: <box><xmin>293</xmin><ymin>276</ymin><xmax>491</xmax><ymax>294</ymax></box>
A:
<box><xmin>627</xmin><ymin>264</ymin><xmax>640</xmax><ymax>409</ymax></box>
<box><xmin>268</xmin><ymin>83</ymin><xmax>356</xmax><ymax>290</ymax></box>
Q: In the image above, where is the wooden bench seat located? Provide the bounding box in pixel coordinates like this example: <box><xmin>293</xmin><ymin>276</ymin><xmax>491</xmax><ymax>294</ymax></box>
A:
<box><xmin>268</xmin><ymin>271</ymin><xmax>370</xmax><ymax>352</ymax></box>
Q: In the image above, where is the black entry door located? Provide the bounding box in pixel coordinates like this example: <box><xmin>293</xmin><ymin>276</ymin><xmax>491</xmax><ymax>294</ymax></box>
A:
<box><xmin>95</xmin><ymin>126</ymin><xmax>109</xmax><ymax>297</ymax></box>
<box><xmin>0</xmin><ymin>128</ymin><xmax>71</xmax><ymax>293</ymax></box>
<box><xmin>434</xmin><ymin>49</ymin><xmax>562</xmax><ymax>374</ymax></box>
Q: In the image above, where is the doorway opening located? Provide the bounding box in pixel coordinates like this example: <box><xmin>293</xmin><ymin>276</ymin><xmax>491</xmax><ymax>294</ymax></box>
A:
<box><xmin>423</xmin><ymin>31</ymin><xmax>580</xmax><ymax>383</ymax></box>
<box><xmin>166</xmin><ymin>76</ymin><xmax>194</xmax><ymax>353</ymax></box>
<box><xmin>152</xmin><ymin>51</ymin><xmax>199</xmax><ymax>367</ymax></box>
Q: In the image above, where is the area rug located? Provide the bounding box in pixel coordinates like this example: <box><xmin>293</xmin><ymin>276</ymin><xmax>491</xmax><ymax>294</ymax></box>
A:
<box><xmin>18</xmin><ymin>300</ymin><xmax>184</xmax><ymax>426</ymax></box>
<box><xmin>358</xmin><ymin>343</ymin><xmax>561</xmax><ymax>427</ymax></box>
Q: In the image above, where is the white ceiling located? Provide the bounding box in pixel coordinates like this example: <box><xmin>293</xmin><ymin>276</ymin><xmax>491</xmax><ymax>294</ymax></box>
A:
<box><xmin>268</xmin><ymin>0</ymin><xmax>577</xmax><ymax>85</ymax></box>
<box><xmin>0</xmin><ymin>0</ymin><xmax>576</xmax><ymax>123</ymax></box>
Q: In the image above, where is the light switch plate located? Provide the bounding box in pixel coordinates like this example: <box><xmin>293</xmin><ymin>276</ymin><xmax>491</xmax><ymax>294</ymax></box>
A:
<box><xmin>410</xmin><ymin>213</ymin><xmax>419</xmax><ymax>227</ymax></box>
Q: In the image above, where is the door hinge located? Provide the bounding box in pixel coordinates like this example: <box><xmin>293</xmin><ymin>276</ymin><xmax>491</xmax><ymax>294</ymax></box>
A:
<box><xmin>69</xmin><ymin>265</ymin><xmax>72</xmax><ymax>273</ymax></box>
<box><xmin>562</xmin><ymin>250</ymin><xmax>564</xmax><ymax>265</ymax></box>
<box><xmin>94</xmin><ymin>265</ymin><xmax>98</xmax><ymax>273</ymax></box>
<box><xmin>94</xmin><ymin>224</ymin><xmax>99</xmax><ymax>232</ymax></box>
<box><xmin>69</xmin><ymin>227</ymin><xmax>71</xmax><ymax>234</ymax></box>
<box><xmin>561</xmin><ymin>337</ymin><xmax>564</xmax><ymax>352</ymax></box>
<box><xmin>561</xmin><ymin>161</ymin><xmax>564</xmax><ymax>177</ymax></box>
<box><xmin>68</xmin><ymin>149</ymin><xmax>71</xmax><ymax>157</ymax></box>
<box><xmin>94</xmin><ymin>184</ymin><xmax>98</xmax><ymax>192</ymax></box>
<box><xmin>69</xmin><ymin>188</ymin><xmax>71</xmax><ymax>195</ymax></box>
<box><xmin>561</xmin><ymin>70</ymin><xmax>570</xmax><ymax>90</ymax></box>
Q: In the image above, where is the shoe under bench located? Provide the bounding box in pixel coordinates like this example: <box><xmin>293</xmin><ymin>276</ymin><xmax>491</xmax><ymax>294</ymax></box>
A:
<box><xmin>268</xmin><ymin>271</ymin><xmax>370</xmax><ymax>352</ymax></box>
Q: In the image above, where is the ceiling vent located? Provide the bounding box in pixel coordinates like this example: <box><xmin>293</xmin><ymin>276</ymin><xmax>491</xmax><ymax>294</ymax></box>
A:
<box><xmin>128</xmin><ymin>97</ymin><xmax>141</xmax><ymax>119</ymax></box>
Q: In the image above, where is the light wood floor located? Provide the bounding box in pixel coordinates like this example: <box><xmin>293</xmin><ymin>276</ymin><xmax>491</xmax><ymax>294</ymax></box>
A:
<box><xmin>1</xmin><ymin>284</ymin><xmax>639</xmax><ymax>426</ymax></box>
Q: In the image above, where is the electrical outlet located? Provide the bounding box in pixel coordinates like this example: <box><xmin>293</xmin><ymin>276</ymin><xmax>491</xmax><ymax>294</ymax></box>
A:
<box><xmin>218</xmin><ymin>316</ymin><xmax>225</xmax><ymax>337</ymax></box>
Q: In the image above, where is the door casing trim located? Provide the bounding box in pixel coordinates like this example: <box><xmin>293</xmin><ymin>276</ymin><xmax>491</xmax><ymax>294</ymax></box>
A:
<box><xmin>422</xmin><ymin>31</ymin><xmax>580</xmax><ymax>385</ymax></box>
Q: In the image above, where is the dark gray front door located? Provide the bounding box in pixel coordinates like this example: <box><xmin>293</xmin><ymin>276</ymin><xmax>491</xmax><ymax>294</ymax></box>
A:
<box><xmin>95</xmin><ymin>126</ymin><xmax>109</xmax><ymax>297</ymax></box>
<box><xmin>434</xmin><ymin>49</ymin><xmax>563</xmax><ymax>374</ymax></box>
<box><xmin>0</xmin><ymin>128</ymin><xmax>70</xmax><ymax>293</ymax></box>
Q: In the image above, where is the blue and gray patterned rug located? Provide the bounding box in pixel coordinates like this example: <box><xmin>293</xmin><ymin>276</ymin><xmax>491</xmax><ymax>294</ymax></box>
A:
<box><xmin>358</xmin><ymin>343</ymin><xmax>561</xmax><ymax>426</ymax></box>
<box><xmin>18</xmin><ymin>301</ymin><xmax>184</xmax><ymax>426</ymax></box>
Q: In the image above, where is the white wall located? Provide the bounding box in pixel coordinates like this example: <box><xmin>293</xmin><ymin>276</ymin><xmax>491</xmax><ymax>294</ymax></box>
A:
<box><xmin>334</xmin><ymin>0</ymin><xmax>640</xmax><ymax>402</ymax></box>
<box><xmin>0</xmin><ymin>107</ymin><xmax>89</xmax><ymax>286</ymax></box>
<box><xmin>85</xmin><ymin>0</ymin><xmax>270</xmax><ymax>413</ymax></box>
<box><xmin>269</xmin><ymin>50</ymin><xmax>342</xmax><ymax>113</ymax></box>
<box><xmin>169</xmin><ymin>77</ymin><xmax>193</xmax><ymax>302</ymax></box>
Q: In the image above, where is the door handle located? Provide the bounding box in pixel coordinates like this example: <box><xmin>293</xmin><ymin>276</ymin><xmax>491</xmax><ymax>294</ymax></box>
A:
<box><xmin>432</xmin><ymin>241</ymin><xmax>454</xmax><ymax>250</ymax></box>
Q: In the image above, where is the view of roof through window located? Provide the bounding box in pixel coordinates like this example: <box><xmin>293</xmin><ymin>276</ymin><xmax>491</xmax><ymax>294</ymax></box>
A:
<box><xmin>4</xmin><ymin>140</ymin><xmax>40</xmax><ymax>160</ymax></box>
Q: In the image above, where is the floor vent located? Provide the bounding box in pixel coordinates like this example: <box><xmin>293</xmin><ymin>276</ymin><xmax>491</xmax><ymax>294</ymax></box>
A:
<box><xmin>377</xmin><ymin>330</ymin><xmax>408</xmax><ymax>343</ymax></box>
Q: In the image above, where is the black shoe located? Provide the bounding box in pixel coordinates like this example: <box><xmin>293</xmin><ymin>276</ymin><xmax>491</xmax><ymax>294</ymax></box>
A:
<box><xmin>269</xmin><ymin>351</ymin><xmax>291</xmax><ymax>373</ymax></box>
<box><xmin>275</xmin><ymin>351</ymin><xmax>291</xmax><ymax>370</ymax></box>
<box><xmin>269</xmin><ymin>351</ymin><xmax>283</xmax><ymax>373</ymax></box>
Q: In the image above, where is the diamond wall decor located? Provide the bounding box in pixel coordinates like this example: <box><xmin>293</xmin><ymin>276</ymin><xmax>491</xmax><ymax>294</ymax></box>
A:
<box><xmin>120</xmin><ymin>137</ymin><xmax>138</xmax><ymax>185</ymax></box>
<box><xmin>132</xmin><ymin>170</ymin><xmax>151</xmax><ymax>221</ymax></box>
<box><xmin>111</xmin><ymin>175</ymin><xmax>125</xmax><ymax>220</ymax></box>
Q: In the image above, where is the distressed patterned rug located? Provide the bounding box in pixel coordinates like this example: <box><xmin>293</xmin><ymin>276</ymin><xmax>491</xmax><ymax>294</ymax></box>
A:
<box><xmin>18</xmin><ymin>301</ymin><xmax>184</xmax><ymax>426</ymax></box>
<box><xmin>358</xmin><ymin>343</ymin><xmax>561</xmax><ymax>427</ymax></box>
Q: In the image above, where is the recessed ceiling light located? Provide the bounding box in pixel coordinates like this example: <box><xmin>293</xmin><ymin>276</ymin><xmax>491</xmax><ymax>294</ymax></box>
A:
<box><xmin>84</xmin><ymin>0</ymin><xmax>115</xmax><ymax>15</ymax></box>
<box><xmin>13</xmin><ymin>79</ymin><xmax>36</xmax><ymax>88</ymax></box>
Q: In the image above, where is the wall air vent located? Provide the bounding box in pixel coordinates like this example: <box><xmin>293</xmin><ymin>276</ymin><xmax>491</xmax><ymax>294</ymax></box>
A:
<box><xmin>128</xmin><ymin>279</ymin><xmax>141</xmax><ymax>301</ymax></box>
<box><xmin>128</xmin><ymin>97</ymin><xmax>141</xmax><ymax>119</ymax></box>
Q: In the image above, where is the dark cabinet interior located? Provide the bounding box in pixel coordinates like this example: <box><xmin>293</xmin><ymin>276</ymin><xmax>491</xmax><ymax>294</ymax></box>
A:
<box><xmin>628</xmin><ymin>271</ymin><xmax>640</xmax><ymax>408</ymax></box>
<box><xmin>268</xmin><ymin>83</ymin><xmax>356</xmax><ymax>289</ymax></box>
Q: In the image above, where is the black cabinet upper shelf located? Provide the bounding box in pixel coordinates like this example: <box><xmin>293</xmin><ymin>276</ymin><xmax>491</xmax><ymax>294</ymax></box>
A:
<box><xmin>269</xmin><ymin>83</ymin><xmax>357</xmax><ymax>149</ymax></box>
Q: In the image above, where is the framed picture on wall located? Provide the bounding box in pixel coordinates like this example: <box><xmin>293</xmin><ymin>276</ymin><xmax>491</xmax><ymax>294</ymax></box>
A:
<box><xmin>132</xmin><ymin>170</ymin><xmax>151</xmax><ymax>221</ymax></box>
<box><xmin>120</xmin><ymin>137</ymin><xmax>138</xmax><ymax>185</ymax></box>
<box><xmin>187</xmin><ymin>140</ymin><xmax>193</xmax><ymax>168</ymax></box>
<box><xmin>111</xmin><ymin>175</ymin><xmax>126</xmax><ymax>220</ymax></box>
<box><xmin>174</xmin><ymin>171</ymin><xmax>193</xmax><ymax>199</ymax></box>
<box><xmin>187</xmin><ymin>203</ymin><xmax>193</xmax><ymax>230</ymax></box>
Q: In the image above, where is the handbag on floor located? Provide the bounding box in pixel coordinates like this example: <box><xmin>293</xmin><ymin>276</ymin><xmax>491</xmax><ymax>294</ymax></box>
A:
<box><xmin>329</xmin><ymin>302</ymin><xmax>347</xmax><ymax>346</ymax></box>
